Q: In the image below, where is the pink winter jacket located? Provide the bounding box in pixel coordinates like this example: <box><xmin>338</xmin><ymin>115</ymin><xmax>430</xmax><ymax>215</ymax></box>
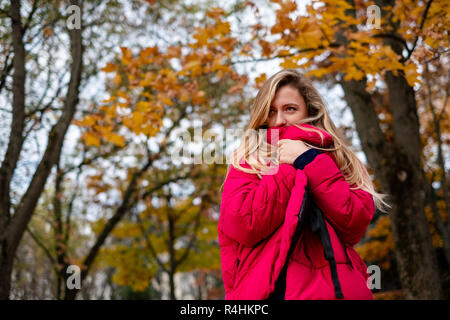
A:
<box><xmin>218</xmin><ymin>124</ymin><xmax>375</xmax><ymax>300</ymax></box>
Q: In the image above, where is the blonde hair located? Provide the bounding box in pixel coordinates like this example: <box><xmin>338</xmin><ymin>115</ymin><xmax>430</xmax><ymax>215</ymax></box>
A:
<box><xmin>225</xmin><ymin>68</ymin><xmax>390</xmax><ymax>213</ymax></box>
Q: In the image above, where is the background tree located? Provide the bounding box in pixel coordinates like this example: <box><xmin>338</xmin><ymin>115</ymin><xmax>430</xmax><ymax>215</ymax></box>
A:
<box><xmin>0</xmin><ymin>0</ymin><xmax>83</xmax><ymax>299</ymax></box>
<box><xmin>356</xmin><ymin>51</ymin><xmax>449</xmax><ymax>298</ymax></box>
<box><xmin>0</xmin><ymin>0</ymin><xmax>193</xmax><ymax>299</ymax></box>
<box><xmin>1</xmin><ymin>0</ymin><xmax>448</xmax><ymax>300</ymax></box>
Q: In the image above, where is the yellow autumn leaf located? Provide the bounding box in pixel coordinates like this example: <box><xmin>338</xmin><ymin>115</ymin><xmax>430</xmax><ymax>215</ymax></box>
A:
<box><xmin>107</xmin><ymin>133</ymin><xmax>125</xmax><ymax>147</ymax></box>
<box><xmin>255</xmin><ymin>73</ymin><xmax>267</xmax><ymax>84</ymax></box>
<box><xmin>193</xmin><ymin>90</ymin><xmax>206</xmax><ymax>104</ymax></box>
<box><xmin>366</xmin><ymin>78</ymin><xmax>377</xmax><ymax>92</ymax></box>
<box><xmin>135</xmin><ymin>101</ymin><xmax>151</xmax><ymax>112</ymax></box>
<box><xmin>294</xmin><ymin>26</ymin><xmax>323</xmax><ymax>48</ymax></box>
<box><xmin>166</xmin><ymin>45</ymin><xmax>181</xmax><ymax>58</ymax></box>
<box><xmin>214</xmin><ymin>21</ymin><xmax>231</xmax><ymax>36</ymax></box>
<box><xmin>78</xmin><ymin>115</ymin><xmax>96</xmax><ymax>127</ymax></box>
<box><xmin>181</xmin><ymin>59</ymin><xmax>203</xmax><ymax>76</ymax></box>
<box><xmin>162</xmin><ymin>96</ymin><xmax>174</xmax><ymax>106</ymax></box>
<box><xmin>113</xmin><ymin>73</ymin><xmax>121</xmax><ymax>85</ymax></box>
<box><xmin>344</xmin><ymin>65</ymin><xmax>365</xmax><ymax>81</ymax></box>
<box><xmin>305</xmin><ymin>68</ymin><xmax>329</xmax><ymax>79</ymax></box>
<box><xmin>404</xmin><ymin>62</ymin><xmax>420</xmax><ymax>87</ymax></box>
<box><xmin>131</xmin><ymin>111</ymin><xmax>144</xmax><ymax>126</ymax></box>
<box><xmin>120</xmin><ymin>46</ymin><xmax>133</xmax><ymax>65</ymax></box>
<box><xmin>140</xmin><ymin>46</ymin><xmax>159</xmax><ymax>60</ymax></box>
<box><xmin>82</xmin><ymin>131</ymin><xmax>100</xmax><ymax>147</ymax></box>
<box><xmin>117</xmin><ymin>90</ymin><xmax>128</xmax><ymax>100</ymax></box>
<box><xmin>193</xmin><ymin>27</ymin><xmax>210</xmax><ymax>46</ymax></box>
<box><xmin>280</xmin><ymin>57</ymin><xmax>299</xmax><ymax>69</ymax></box>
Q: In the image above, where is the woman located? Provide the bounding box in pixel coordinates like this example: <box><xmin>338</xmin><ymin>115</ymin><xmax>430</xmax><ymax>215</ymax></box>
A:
<box><xmin>218</xmin><ymin>69</ymin><xmax>389</xmax><ymax>300</ymax></box>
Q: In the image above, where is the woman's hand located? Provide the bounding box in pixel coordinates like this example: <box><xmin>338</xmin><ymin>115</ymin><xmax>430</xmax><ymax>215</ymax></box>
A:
<box><xmin>278</xmin><ymin>139</ymin><xmax>310</xmax><ymax>165</ymax></box>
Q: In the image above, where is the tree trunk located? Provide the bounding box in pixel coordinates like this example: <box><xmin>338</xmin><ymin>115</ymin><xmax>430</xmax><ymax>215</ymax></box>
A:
<box><xmin>387</xmin><ymin>68</ymin><xmax>442</xmax><ymax>299</ymax></box>
<box><xmin>339</xmin><ymin>76</ymin><xmax>443</xmax><ymax>299</ymax></box>
<box><xmin>0</xmin><ymin>0</ymin><xmax>27</xmax><ymax>300</ymax></box>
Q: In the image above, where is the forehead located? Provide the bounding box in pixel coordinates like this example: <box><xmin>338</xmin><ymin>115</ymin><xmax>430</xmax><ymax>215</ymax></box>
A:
<box><xmin>271</xmin><ymin>86</ymin><xmax>302</xmax><ymax>107</ymax></box>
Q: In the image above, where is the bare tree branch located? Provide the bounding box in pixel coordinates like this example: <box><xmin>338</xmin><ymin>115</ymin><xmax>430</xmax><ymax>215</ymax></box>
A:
<box><xmin>174</xmin><ymin>197</ymin><xmax>205</xmax><ymax>269</ymax></box>
<box><xmin>25</xmin><ymin>226</ymin><xmax>56</xmax><ymax>266</ymax></box>
<box><xmin>0</xmin><ymin>50</ymin><xmax>13</xmax><ymax>94</ymax></box>
<box><xmin>23</xmin><ymin>0</ymin><xmax>40</xmax><ymax>33</ymax></box>
<box><xmin>135</xmin><ymin>210</ymin><xmax>168</xmax><ymax>273</ymax></box>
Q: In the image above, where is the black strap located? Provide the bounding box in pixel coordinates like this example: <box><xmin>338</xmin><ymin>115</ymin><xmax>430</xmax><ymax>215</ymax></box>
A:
<box><xmin>309</xmin><ymin>200</ymin><xmax>344</xmax><ymax>299</ymax></box>
<box><xmin>269</xmin><ymin>193</ymin><xmax>352</xmax><ymax>300</ymax></box>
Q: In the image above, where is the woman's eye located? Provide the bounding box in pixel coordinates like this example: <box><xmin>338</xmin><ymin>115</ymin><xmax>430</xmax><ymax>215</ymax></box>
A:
<box><xmin>287</xmin><ymin>107</ymin><xmax>296</xmax><ymax>111</ymax></box>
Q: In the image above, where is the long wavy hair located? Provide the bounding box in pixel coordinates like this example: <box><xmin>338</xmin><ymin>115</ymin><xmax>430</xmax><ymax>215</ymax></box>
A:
<box><xmin>224</xmin><ymin>68</ymin><xmax>390</xmax><ymax>213</ymax></box>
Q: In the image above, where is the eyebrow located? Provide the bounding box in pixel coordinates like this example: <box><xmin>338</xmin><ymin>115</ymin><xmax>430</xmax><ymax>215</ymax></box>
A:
<box><xmin>270</xmin><ymin>103</ymin><xmax>300</xmax><ymax>109</ymax></box>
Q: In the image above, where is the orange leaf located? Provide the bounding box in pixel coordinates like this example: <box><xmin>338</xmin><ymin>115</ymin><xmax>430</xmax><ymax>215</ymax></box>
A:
<box><xmin>101</xmin><ymin>63</ymin><xmax>118</xmax><ymax>73</ymax></box>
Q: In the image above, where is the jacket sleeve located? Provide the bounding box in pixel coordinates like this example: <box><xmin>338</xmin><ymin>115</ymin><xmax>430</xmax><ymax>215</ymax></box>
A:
<box><xmin>219</xmin><ymin>163</ymin><xmax>299</xmax><ymax>247</ymax></box>
<box><xmin>301</xmin><ymin>152</ymin><xmax>376</xmax><ymax>246</ymax></box>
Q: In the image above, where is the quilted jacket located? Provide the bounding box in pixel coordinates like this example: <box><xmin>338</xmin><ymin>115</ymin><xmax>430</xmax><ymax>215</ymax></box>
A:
<box><xmin>218</xmin><ymin>124</ymin><xmax>375</xmax><ymax>300</ymax></box>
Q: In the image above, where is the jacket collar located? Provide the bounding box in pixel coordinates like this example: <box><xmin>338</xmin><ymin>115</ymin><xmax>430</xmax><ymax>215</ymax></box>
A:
<box><xmin>266</xmin><ymin>124</ymin><xmax>333</xmax><ymax>148</ymax></box>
